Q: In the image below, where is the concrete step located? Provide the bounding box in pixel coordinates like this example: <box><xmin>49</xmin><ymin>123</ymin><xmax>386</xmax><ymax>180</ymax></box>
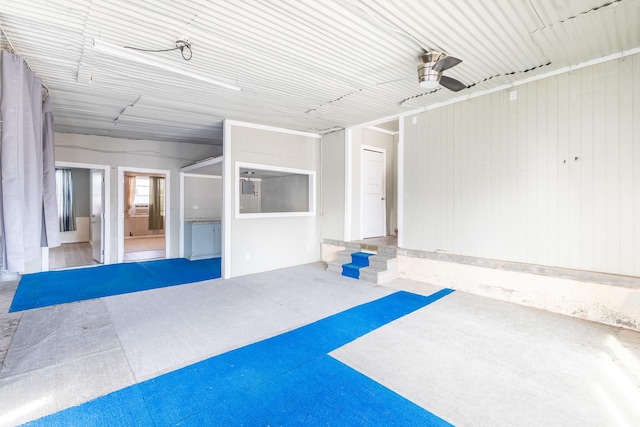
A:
<box><xmin>335</xmin><ymin>249</ymin><xmax>356</xmax><ymax>265</ymax></box>
<box><xmin>345</xmin><ymin>242</ymin><xmax>362</xmax><ymax>251</ymax></box>
<box><xmin>326</xmin><ymin>245</ymin><xmax>398</xmax><ymax>284</ymax></box>
<box><xmin>368</xmin><ymin>255</ymin><xmax>397</xmax><ymax>271</ymax></box>
<box><xmin>326</xmin><ymin>260</ymin><xmax>344</xmax><ymax>274</ymax></box>
<box><xmin>377</xmin><ymin>245</ymin><xmax>397</xmax><ymax>257</ymax></box>
<box><xmin>359</xmin><ymin>255</ymin><xmax>399</xmax><ymax>284</ymax></box>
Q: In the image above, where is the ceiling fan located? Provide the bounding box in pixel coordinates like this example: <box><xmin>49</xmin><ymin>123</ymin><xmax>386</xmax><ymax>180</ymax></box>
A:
<box><xmin>417</xmin><ymin>51</ymin><xmax>466</xmax><ymax>92</ymax></box>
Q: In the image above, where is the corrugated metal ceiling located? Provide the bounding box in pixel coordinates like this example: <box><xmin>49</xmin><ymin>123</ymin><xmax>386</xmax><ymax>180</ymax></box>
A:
<box><xmin>1</xmin><ymin>0</ymin><xmax>638</xmax><ymax>145</ymax></box>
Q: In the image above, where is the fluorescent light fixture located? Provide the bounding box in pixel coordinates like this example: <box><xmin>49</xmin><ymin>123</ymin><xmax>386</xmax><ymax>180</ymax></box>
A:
<box><xmin>92</xmin><ymin>38</ymin><xmax>241</xmax><ymax>91</ymax></box>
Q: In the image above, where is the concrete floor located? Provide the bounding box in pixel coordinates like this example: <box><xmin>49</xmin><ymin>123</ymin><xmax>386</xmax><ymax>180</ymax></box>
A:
<box><xmin>0</xmin><ymin>262</ymin><xmax>639</xmax><ymax>426</ymax></box>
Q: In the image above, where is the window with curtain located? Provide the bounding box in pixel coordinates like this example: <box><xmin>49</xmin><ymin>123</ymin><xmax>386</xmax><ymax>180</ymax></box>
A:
<box><xmin>55</xmin><ymin>169</ymin><xmax>76</xmax><ymax>232</ymax></box>
<box><xmin>134</xmin><ymin>176</ymin><xmax>150</xmax><ymax>205</ymax></box>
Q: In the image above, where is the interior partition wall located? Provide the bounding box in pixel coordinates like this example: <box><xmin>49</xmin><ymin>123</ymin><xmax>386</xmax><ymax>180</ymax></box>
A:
<box><xmin>223</xmin><ymin>120</ymin><xmax>321</xmax><ymax>279</ymax></box>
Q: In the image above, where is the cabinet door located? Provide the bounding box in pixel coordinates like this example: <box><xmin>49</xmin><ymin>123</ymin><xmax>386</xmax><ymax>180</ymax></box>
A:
<box><xmin>191</xmin><ymin>223</ymin><xmax>215</xmax><ymax>257</ymax></box>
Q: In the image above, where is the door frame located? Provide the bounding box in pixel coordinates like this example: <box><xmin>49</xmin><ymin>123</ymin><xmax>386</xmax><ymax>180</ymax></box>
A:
<box><xmin>117</xmin><ymin>166</ymin><xmax>170</xmax><ymax>263</ymax></box>
<box><xmin>90</xmin><ymin>169</ymin><xmax>105</xmax><ymax>263</ymax></box>
<box><xmin>42</xmin><ymin>161</ymin><xmax>111</xmax><ymax>271</ymax></box>
<box><xmin>360</xmin><ymin>145</ymin><xmax>387</xmax><ymax>239</ymax></box>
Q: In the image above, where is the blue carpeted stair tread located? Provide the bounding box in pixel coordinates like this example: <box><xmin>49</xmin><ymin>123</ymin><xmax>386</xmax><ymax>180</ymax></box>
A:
<box><xmin>351</xmin><ymin>252</ymin><xmax>374</xmax><ymax>266</ymax></box>
<box><xmin>342</xmin><ymin>252</ymin><xmax>374</xmax><ymax>279</ymax></box>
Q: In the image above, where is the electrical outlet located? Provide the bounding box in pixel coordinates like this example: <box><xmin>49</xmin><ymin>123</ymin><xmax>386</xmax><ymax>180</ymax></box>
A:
<box><xmin>193</xmin><ymin>205</ymin><xmax>199</xmax><ymax>210</ymax></box>
<box><xmin>412</xmin><ymin>116</ymin><xmax>417</xmax><ymax>124</ymax></box>
<box><xmin>509</xmin><ymin>90</ymin><xmax>517</xmax><ymax>101</ymax></box>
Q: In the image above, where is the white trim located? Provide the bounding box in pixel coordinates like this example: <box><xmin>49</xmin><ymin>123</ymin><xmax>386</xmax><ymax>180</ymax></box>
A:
<box><xmin>236</xmin><ymin>162</ymin><xmax>314</xmax><ymax>176</ymax></box>
<box><xmin>183</xmin><ymin>173</ymin><xmax>222</xmax><ymax>179</ymax></box>
<box><xmin>179</xmin><ymin>172</ymin><xmax>184</xmax><ymax>258</ymax></box>
<box><xmin>397</xmin><ymin>116</ymin><xmax>405</xmax><ymax>248</ymax></box>
<box><xmin>180</xmin><ymin>155</ymin><xmax>223</xmax><ymax>174</ymax></box>
<box><xmin>345</xmin><ymin>47</ymin><xmax>640</xmax><ymax>133</ymax></box>
<box><xmin>344</xmin><ymin>129</ymin><xmax>353</xmax><ymax>241</ymax></box>
<box><xmin>360</xmin><ymin>145</ymin><xmax>387</xmax><ymax>239</ymax></box>
<box><xmin>367</xmin><ymin>125</ymin><xmax>399</xmax><ymax>136</ymax></box>
<box><xmin>117</xmin><ymin>166</ymin><xmax>170</xmax><ymax>263</ymax></box>
<box><xmin>225</xmin><ymin>120</ymin><xmax>321</xmax><ymax>139</ymax></box>
<box><xmin>398</xmin><ymin>47</ymin><xmax>640</xmax><ymax>118</ymax></box>
<box><xmin>352</xmin><ymin>113</ymin><xmax>404</xmax><ymax>131</ymax></box>
<box><xmin>50</xmin><ymin>161</ymin><xmax>111</xmax><ymax>269</ymax></box>
<box><xmin>41</xmin><ymin>247</ymin><xmax>49</xmax><ymax>271</ymax></box>
<box><xmin>236</xmin><ymin>212</ymin><xmax>316</xmax><ymax>219</ymax></box>
<box><xmin>223</xmin><ymin>120</ymin><xmax>232</xmax><ymax>279</ymax></box>
<box><xmin>234</xmin><ymin>161</ymin><xmax>316</xmax><ymax>218</ymax></box>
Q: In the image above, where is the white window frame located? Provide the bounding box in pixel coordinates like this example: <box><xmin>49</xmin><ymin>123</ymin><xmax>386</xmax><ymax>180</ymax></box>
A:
<box><xmin>234</xmin><ymin>161</ymin><xmax>316</xmax><ymax>219</ymax></box>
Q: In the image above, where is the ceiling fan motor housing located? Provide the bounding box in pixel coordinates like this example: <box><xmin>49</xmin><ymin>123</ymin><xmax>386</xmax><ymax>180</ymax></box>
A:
<box><xmin>418</xmin><ymin>52</ymin><xmax>446</xmax><ymax>88</ymax></box>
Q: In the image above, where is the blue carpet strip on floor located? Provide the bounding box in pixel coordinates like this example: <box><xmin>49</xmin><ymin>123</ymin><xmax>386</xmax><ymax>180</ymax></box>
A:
<box><xmin>10</xmin><ymin>258</ymin><xmax>221</xmax><ymax>313</ymax></box>
<box><xmin>24</xmin><ymin>289</ymin><xmax>455</xmax><ymax>427</ymax></box>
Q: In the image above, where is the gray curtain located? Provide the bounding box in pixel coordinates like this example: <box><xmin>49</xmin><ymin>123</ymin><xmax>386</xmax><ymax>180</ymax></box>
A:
<box><xmin>42</xmin><ymin>97</ymin><xmax>60</xmax><ymax>247</ymax></box>
<box><xmin>0</xmin><ymin>50</ymin><xmax>45</xmax><ymax>272</ymax></box>
<box><xmin>55</xmin><ymin>169</ymin><xmax>76</xmax><ymax>232</ymax></box>
<box><xmin>148</xmin><ymin>176</ymin><xmax>164</xmax><ymax>230</ymax></box>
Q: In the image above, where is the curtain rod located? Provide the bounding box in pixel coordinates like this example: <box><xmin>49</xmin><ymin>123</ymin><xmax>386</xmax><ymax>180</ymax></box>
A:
<box><xmin>0</xmin><ymin>26</ymin><xmax>50</xmax><ymax>97</ymax></box>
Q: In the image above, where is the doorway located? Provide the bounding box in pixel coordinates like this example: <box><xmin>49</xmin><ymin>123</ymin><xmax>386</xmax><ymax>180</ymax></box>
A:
<box><xmin>118</xmin><ymin>167</ymin><xmax>170</xmax><ymax>263</ymax></box>
<box><xmin>47</xmin><ymin>162</ymin><xmax>110</xmax><ymax>270</ymax></box>
<box><xmin>362</xmin><ymin>147</ymin><xmax>386</xmax><ymax>239</ymax></box>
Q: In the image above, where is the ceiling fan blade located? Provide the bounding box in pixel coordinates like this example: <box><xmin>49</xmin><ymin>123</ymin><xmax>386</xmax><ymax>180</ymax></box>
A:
<box><xmin>439</xmin><ymin>75</ymin><xmax>467</xmax><ymax>92</ymax></box>
<box><xmin>432</xmin><ymin>56</ymin><xmax>462</xmax><ymax>72</ymax></box>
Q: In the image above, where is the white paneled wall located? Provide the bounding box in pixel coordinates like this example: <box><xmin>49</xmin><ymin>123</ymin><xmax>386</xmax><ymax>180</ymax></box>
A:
<box><xmin>226</xmin><ymin>123</ymin><xmax>321</xmax><ymax>277</ymax></box>
<box><xmin>320</xmin><ymin>130</ymin><xmax>346</xmax><ymax>240</ymax></box>
<box><xmin>403</xmin><ymin>53</ymin><xmax>639</xmax><ymax>276</ymax></box>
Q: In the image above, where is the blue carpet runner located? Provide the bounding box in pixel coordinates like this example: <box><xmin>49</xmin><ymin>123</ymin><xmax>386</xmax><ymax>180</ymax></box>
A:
<box><xmin>24</xmin><ymin>289</ymin><xmax>455</xmax><ymax>426</ymax></box>
<box><xmin>10</xmin><ymin>257</ymin><xmax>221</xmax><ymax>312</ymax></box>
<box><xmin>342</xmin><ymin>252</ymin><xmax>374</xmax><ymax>279</ymax></box>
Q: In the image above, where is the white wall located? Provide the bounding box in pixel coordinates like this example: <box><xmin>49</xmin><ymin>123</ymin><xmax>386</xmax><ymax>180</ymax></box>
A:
<box><xmin>225</xmin><ymin>122</ymin><xmax>320</xmax><ymax>277</ymax></box>
<box><xmin>55</xmin><ymin>133</ymin><xmax>220</xmax><ymax>263</ymax></box>
<box><xmin>184</xmin><ymin>175</ymin><xmax>222</xmax><ymax>220</ymax></box>
<box><xmin>59</xmin><ymin>217</ymin><xmax>90</xmax><ymax>243</ymax></box>
<box><xmin>402</xmin><ymin>53</ymin><xmax>640</xmax><ymax>277</ymax></box>
<box><xmin>320</xmin><ymin>130</ymin><xmax>346</xmax><ymax>241</ymax></box>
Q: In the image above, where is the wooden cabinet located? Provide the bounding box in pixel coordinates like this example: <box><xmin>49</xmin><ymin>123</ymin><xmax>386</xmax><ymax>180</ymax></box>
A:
<box><xmin>184</xmin><ymin>220</ymin><xmax>221</xmax><ymax>260</ymax></box>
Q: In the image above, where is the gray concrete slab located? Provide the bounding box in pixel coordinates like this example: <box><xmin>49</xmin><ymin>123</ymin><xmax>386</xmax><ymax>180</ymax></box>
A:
<box><xmin>0</xmin><ymin>299</ymin><xmax>122</xmax><ymax>377</ymax></box>
<box><xmin>1</xmin><ymin>262</ymin><xmax>639</xmax><ymax>426</ymax></box>
<box><xmin>331</xmin><ymin>283</ymin><xmax>640</xmax><ymax>426</ymax></box>
<box><xmin>0</xmin><ymin>298</ymin><xmax>135</xmax><ymax>426</ymax></box>
<box><xmin>0</xmin><ymin>279</ymin><xmax>21</xmax><ymax>371</ymax></box>
<box><xmin>0</xmin><ymin>348</ymin><xmax>134</xmax><ymax>426</ymax></box>
<box><xmin>105</xmin><ymin>263</ymin><xmax>394</xmax><ymax>381</ymax></box>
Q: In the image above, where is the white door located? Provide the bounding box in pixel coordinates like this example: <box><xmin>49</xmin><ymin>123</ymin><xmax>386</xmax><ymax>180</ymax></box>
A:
<box><xmin>90</xmin><ymin>169</ymin><xmax>105</xmax><ymax>263</ymax></box>
<box><xmin>362</xmin><ymin>148</ymin><xmax>386</xmax><ymax>238</ymax></box>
